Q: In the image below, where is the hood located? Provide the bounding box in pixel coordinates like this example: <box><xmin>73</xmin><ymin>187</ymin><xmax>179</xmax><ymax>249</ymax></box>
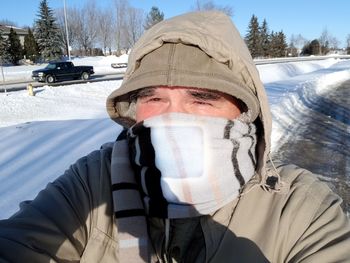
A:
<box><xmin>106</xmin><ymin>11</ymin><xmax>273</xmax><ymax>185</ymax></box>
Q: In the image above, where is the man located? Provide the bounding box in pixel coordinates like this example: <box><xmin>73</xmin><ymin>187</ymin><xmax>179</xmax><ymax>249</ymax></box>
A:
<box><xmin>0</xmin><ymin>11</ymin><xmax>349</xmax><ymax>262</ymax></box>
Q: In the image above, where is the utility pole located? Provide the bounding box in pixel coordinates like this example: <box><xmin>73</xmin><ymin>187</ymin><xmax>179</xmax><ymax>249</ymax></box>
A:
<box><xmin>63</xmin><ymin>0</ymin><xmax>71</xmax><ymax>61</ymax></box>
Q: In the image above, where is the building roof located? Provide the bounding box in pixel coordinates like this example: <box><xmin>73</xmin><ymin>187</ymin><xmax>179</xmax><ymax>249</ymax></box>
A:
<box><xmin>0</xmin><ymin>25</ymin><xmax>28</xmax><ymax>35</ymax></box>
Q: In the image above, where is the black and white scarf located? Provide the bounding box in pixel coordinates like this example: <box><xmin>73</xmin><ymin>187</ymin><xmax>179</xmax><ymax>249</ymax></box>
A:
<box><xmin>111</xmin><ymin>113</ymin><xmax>257</xmax><ymax>262</ymax></box>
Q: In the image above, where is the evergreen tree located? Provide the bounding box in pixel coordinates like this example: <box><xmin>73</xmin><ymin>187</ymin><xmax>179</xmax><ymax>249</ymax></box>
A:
<box><xmin>24</xmin><ymin>28</ymin><xmax>39</xmax><ymax>62</ymax></box>
<box><xmin>269</xmin><ymin>31</ymin><xmax>278</xmax><ymax>57</ymax></box>
<box><xmin>309</xmin><ymin>39</ymin><xmax>321</xmax><ymax>55</ymax></box>
<box><xmin>7</xmin><ymin>27</ymin><xmax>23</xmax><ymax>65</ymax></box>
<box><xmin>34</xmin><ymin>0</ymin><xmax>63</xmax><ymax>61</ymax></box>
<box><xmin>269</xmin><ymin>30</ymin><xmax>287</xmax><ymax>57</ymax></box>
<box><xmin>301</xmin><ymin>41</ymin><xmax>311</xmax><ymax>56</ymax></box>
<box><xmin>276</xmin><ymin>31</ymin><xmax>287</xmax><ymax>57</ymax></box>
<box><xmin>245</xmin><ymin>15</ymin><xmax>262</xmax><ymax>58</ymax></box>
<box><xmin>0</xmin><ymin>29</ymin><xmax>9</xmax><ymax>63</ymax></box>
<box><xmin>259</xmin><ymin>19</ymin><xmax>270</xmax><ymax>57</ymax></box>
<box><xmin>301</xmin><ymin>39</ymin><xmax>321</xmax><ymax>56</ymax></box>
<box><xmin>143</xmin><ymin>6</ymin><xmax>164</xmax><ymax>30</ymax></box>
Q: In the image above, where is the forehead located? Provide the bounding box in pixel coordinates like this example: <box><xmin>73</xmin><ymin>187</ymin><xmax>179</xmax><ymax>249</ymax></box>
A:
<box><xmin>138</xmin><ymin>86</ymin><xmax>226</xmax><ymax>96</ymax></box>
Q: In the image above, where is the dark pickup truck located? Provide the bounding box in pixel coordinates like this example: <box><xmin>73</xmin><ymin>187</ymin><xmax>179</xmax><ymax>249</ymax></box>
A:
<box><xmin>32</xmin><ymin>61</ymin><xmax>94</xmax><ymax>83</ymax></box>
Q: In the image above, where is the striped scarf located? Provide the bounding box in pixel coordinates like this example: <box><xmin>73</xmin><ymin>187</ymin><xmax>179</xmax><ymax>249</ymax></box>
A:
<box><xmin>111</xmin><ymin>113</ymin><xmax>257</xmax><ymax>262</ymax></box>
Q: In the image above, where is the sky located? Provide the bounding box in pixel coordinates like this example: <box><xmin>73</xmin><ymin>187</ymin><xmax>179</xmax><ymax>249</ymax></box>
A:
<box><xmin>0</xmin><ymin>0</ymin><xmax>349</xmax><ymax>47</ymax></box>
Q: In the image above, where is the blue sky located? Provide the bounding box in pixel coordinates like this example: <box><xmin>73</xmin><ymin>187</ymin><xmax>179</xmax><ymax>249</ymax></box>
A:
<box><xmin>1</xmin><ymin>0</ymin><xmax>349</xmax><ymax>47</ymax></box>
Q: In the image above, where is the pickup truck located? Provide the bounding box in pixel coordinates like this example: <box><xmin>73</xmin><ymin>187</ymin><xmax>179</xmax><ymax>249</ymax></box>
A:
<box><xmin>32</xmin><ymin>61</ymin><xmax>94</xmax><ymax>83</ymax></box>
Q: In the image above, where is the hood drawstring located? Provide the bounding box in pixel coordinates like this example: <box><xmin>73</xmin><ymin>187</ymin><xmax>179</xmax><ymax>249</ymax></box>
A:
<box><xmin>261</xmin><ymin>154</ymin><xmax>288</xmax><ymax>193</ymax></box>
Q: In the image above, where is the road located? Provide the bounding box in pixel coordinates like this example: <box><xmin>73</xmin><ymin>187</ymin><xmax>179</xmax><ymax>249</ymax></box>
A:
<box><xmin>273</xmin><ymin>79</ymin><xmax>350</xmax><ymax>214</ymax></box>
<box><xmin>0</xmin><ymin>73</ymin><xmax>124</xmax><ymax>92</ymax></box>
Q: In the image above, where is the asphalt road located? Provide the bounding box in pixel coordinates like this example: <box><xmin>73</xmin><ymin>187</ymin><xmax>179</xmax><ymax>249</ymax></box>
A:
<box><xmin>273</xmin><ymin>79</ymin><xmax>350</xmax><ymax>214</ymax></box>
<box><xmin>0</xmin><ymin>73</ymin><xmax>124</xmax><ymax>92</ymax></box>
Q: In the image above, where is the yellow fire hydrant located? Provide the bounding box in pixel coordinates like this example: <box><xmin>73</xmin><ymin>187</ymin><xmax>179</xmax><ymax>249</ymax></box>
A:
<box><xmin>27</xmin><ymin>83</ymin><xmax>34</xmax><ymax>96</ymax></box>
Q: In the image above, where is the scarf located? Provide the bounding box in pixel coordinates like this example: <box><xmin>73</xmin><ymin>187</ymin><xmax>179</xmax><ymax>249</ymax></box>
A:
<box><xmin>111</xmin><ymin>112</ymin><xmax>257</xmax><ymax>262</ymax></box>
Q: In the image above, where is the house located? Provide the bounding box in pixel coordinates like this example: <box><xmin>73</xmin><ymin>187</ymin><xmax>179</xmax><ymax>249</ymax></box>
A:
<box><xmin>0</xmin><ymin>25</ymin><xmax>28</xmax><ymax>46</ymax></box>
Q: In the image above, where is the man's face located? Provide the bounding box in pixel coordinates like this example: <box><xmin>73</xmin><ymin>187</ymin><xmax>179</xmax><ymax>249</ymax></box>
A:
<box><xmin>135</xmin><ymin>86</ymin><xmax>242</xmax><ymax>122</ymax></box>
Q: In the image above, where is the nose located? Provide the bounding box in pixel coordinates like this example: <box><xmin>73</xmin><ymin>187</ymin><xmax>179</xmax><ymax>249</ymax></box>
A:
<box><xmin>163</xmin><ymin>98</ymin><xmax>187</xmax><ymax>114</ymax></box>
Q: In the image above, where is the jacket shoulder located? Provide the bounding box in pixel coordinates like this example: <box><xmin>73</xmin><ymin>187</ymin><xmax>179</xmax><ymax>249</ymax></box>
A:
<box><xmin>231</xmin><ymin>163</ymin><xmax>350</xmax><ymax>262</ymax></box>
<box><xmin>0</xmin><ymin>144</ymin><xmax>117</xmax><ymax>262</ymax></box>
<box><xmin>276</xmin><ymin>163</ymin><xmax>338</xmax><ymax>204</ymax></box>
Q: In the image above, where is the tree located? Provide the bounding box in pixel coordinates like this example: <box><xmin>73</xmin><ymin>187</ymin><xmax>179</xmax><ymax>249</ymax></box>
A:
<box><xmin>124</xmin><ymin>6</ymin><xmax>144</xmax><ymax>48</ymax></box>
<box><xmin>0</xmin><ymin>28</ymin><xmax>9</xmax><ymax>63</ymax></box>
<box><xmin>192</xmin><ymin>0</ymin><xmax>233</xmax><ymax>16</ymax></box>
<box><xmin>245</xmin><ymin>15</ymin><xmax>261</xmax><ymax>58</ymax></box>
<box><xmin>113</xmin><ymin>0</ymin><xmax>143</xmax><ymax>52</ymax></box>
<box><xmin>269</xmin><ymin>31</ymin><xmax>287</xmax><ymax>57</ymax></box>
<box><xmin>259</xmin><ymin>19</ymin><xmax>270</xmax><ymax>57</ymax></box>
<box><xmin>268</xmin><ymin>31</ymin><xmax>278</xmax><ymax>57</ymax></box>
<box><xmin>287</xmin><ymin>41</ymin><xmax>298</xmax><ymax>57</ymax></box>
<box><xmin>347</xmin><ymin>34</ymin><xmax>350</xmax><ymax>55</ymax></box>
<box><xmin>276</xmin><ymin>31</ymin><xmax>288</xmax><ymax>57</ymax></box>
<box><xmin>309</xmin><ymin>39</ymin><xmax>321</xmax><ymax>55</ymax></box>
<box><xmin>302</xmin><ymin>39</ymin><xmax>321</xmax><ymax>56</ymax></box>
<box><xmin>34</xmin><ymin>0</ymin><xmax>63</xmax><ymax>61</ymax></box>
<box><xmin>81</xmin><ymin>0</ymin><xmax>99</xmax><ymax>55</ymax></box>
<box><xmin>144</xmin><ymin>6</ymin><xmax>164</xmax><ymax>30</ymax></box>
<box><xmin>55</xmin><ymin>7</ymin><xmax>74</xmax><ymax>57</ymax></box>
<box><xmin>98</xmin><ymin>8</ymin><xmax>114</xmax><ymax>55</ymax></box>
<box><xmin>114</xmin><ymin>0</ymin><xmax>128</xmax><ymax>54</ymax></box>
<box><xmin>289</xmin><ymin>34</ymin><xmax>308</xmax><ymax>56</ymax></box>
<box><xmin>7</xmin><ymin>27</ymin><xmax>23</xmax><ymax>65</ymax></box>
<box><xmin>23</xmin><ymin>28</ymin><xmax>39</xmax><ymax>62</ymax></box>
<box><xmin>319</xmin><ymin>28</ymin><xmax>330</xmax><ymax>55</ymax></box>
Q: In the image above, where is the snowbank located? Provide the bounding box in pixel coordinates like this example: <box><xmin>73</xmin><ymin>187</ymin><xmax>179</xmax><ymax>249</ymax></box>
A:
<box><xmin>257</xmin><ymin>58</ymin><xmax>339</xmax><ymax>83</ymax></box>
<box><xmin>0</xmin><ymin>55</ymin><xmax>128</xmax><ymax>83</ymax></box>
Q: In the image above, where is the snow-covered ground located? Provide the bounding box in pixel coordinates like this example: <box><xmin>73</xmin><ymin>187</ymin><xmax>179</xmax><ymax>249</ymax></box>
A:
<box><xmin>1</xmin><ymin>56</ymin><xmax>350</xmax><ymax>219</ymax></box>
<box><xmin>0</xmin><ymin>55</ymin><xmax>128</xmax><ymax>83</ymax></box>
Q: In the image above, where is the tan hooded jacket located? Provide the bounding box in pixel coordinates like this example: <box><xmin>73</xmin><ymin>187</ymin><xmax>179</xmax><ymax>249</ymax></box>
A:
<box><xmin>0</xmin><ymin>11</ymin><xmax>349</xmax><ymax>263</ymax></box>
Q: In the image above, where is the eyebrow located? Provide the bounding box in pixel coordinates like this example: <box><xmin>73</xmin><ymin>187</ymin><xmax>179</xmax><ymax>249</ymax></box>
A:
<box><xmin>187</xmin><ymin>89</ymin><xmax>222</xmax><ymax>101</ymax></box>
<box><xmin>130</xmin><ymin>87</ymin><xmax>155</xmax><ymax>101</ymax></box>
<box><xmin>130</xmin><ymin>87</ymin><xmax>223</xmax><ymax>102</ymax></box>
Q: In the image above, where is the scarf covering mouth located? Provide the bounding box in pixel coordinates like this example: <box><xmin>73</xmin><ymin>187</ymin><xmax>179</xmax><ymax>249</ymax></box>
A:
<box><xmin>111</xmin><ymin>112</ymin><xmax>257</xmax><ymax>261</ymax></box>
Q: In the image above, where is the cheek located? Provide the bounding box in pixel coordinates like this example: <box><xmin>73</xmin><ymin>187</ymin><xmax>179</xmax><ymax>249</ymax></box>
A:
<box><xmin>205</xmin><ymin>104</ymin><xmax>241</xmax><ymax>120</ymax></box>
<box><xmin>224</xmin><ymin>104</ymin><xmax>242</xmax><ymax>120</ymax></box>
<box><xmin>136</xmin><ymin>103</ymin><xmax>161</xmax><ymax>122</ymax></box>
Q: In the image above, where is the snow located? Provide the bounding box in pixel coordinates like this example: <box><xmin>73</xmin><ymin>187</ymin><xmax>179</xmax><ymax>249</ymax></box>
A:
<box><xmin>0</xmin><ymin>55</ymin><xmax>127</xmax><ymax>83</ymax></box>
<box><xmin>1</xmin><ymin>56</ymin><xmax>350</xmax><ymax>219</ymax></box>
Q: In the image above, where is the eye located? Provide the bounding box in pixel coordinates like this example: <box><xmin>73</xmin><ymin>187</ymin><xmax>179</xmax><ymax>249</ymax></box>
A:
<box><xmin>139</xmin><ymin>96</ymin><xmax>163</xmax><ymax>103</ymax></box>
<box><xmin>193</xmin><ymin>100</ymin><xmax>213</xmax><ymax>106</ymax></box>
<box><xmin>148</xmin><ymin>97</ymin><xmax>162</xmax><ymax>102</ymax></box>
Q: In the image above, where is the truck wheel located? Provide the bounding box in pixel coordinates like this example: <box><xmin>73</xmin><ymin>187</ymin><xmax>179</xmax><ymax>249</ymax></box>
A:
<box><xmin>46</xmin><ymin>75</ymin><xmax>55</xmax><ymax>83</ymax></box>
<box><xmin>81</xmin><ymin>72</ymin><xmax>90</xmax><ymax>80</ymax></box>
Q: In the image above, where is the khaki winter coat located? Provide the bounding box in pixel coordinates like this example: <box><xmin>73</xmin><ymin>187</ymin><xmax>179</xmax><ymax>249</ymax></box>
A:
<box><xmin>0</xmin><ymin>11</ymin><xmax>349</xmax><ymax>262</ymax></box>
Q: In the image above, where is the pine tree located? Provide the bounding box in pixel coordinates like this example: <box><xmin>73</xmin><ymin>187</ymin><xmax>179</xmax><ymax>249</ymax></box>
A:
<box><xmin>268</xmin><ymin>31</ymin><xmax>278</xmax><ymax>57</ymax></box>
<box><xmin>309</xmin><ymin>39</ymin><xmax>321</xmax><ymax>55</ymax></box>
<box><xmin>245</xmin><ymin>15</ymin><xmax>262</xmax><ymax>58</ymax></box>
<box><xmin>24</xmin><ymin>28</ymin><xmax>39</xmax><ymax>62</ymax></box>
<box><xmin>301</xmin><ymin>41</ymin><xmax>311</xmax><ymax>56</ymax></box>
<box><xmin>276</xmin><ymin>31</ymin><xmax>287</xmax><ymax>57</ymax></box>
<box><xmin>7</xmin><ymin>27</ymin><xmax>23</xmax><ymax>65</ymax></box>
<box><xmin>34</xmin><ymin>0</ymin><xmax>63</xmax><ymax>61</ymax></box>
<box><xmin>259</xmin><ymin>19</ymin><xmax>270</xmax><ymax>57</ymax></box>
<box><xmin>269</xmin><ymin>31</ymin><xmax>287</xmax><ymax>57</ymax></box>
<box><xmin>0</xmin><ymin>29</ymin><xmax>9</xmax><ymax>63</ymax></box>
<box><xmin>143</xmin><ymin>6</ymin><xmax>164</xmax><ymax>30</ymax></box>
